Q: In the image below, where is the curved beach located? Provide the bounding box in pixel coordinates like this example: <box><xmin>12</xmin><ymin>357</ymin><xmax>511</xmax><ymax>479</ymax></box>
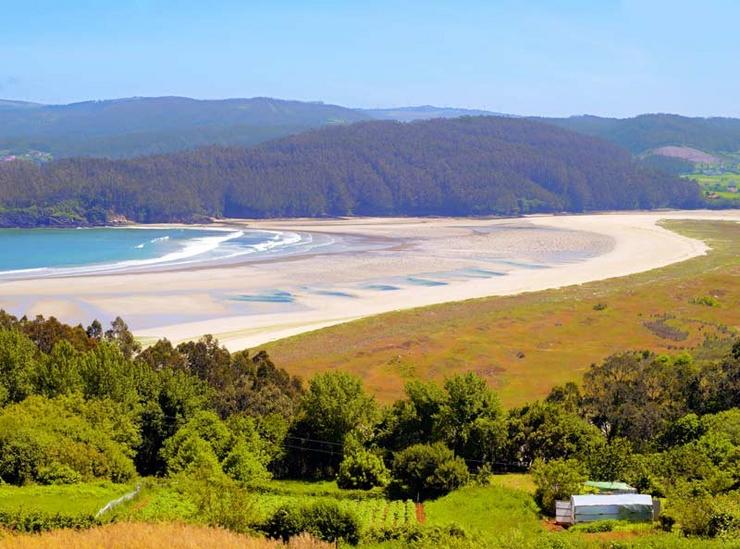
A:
<box><xmin>0</xmin><ymin>210</ymin><xmax>737</xmax><ymax>350</ymax></box>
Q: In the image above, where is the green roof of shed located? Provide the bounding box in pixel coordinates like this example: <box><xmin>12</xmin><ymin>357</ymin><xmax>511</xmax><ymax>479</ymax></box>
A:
<box><xmin>585</xmin><ymin>481</ymin><xmax>636</xmax><ymax>492</ymax></box>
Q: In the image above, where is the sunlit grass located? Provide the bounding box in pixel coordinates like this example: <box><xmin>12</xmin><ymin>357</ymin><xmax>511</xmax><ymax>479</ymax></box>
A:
<box><xmin>0</xmin><ymin>483</ymin><xmax>134</xmax><ymax>515</ymax></box>
<box><xmin>0</xmin><ymin>522</ymin><xmax>331</xmax><ymax>549</ymax></box>
<box><xmin>264</xmin><ymin>220</ymin><xmax>740</xmax><ymax>407</ymax></box>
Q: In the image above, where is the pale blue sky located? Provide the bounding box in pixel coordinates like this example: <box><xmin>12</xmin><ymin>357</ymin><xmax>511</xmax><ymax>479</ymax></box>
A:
<box><xmin>1</xmin><ymin>0</ymin><xmax>738</xmax><ymax>117</ymax></box>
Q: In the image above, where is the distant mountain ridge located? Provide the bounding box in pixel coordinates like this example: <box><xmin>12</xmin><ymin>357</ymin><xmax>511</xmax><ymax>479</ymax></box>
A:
<box><xmin>361</xmin><ymin>105</ymin><xmax>508</xmax><ymax>122</ymax></box>
<box><xmin>0</xmin><ymin>116</ymin><xmax>702</xmax><ymax>227</ymax></box>
<box><xmin>2</xmin><ymin>95</ymin><xmax>739</xmax><ymax>162</ymax></box>
<box><xmin>539</xmin><ymin>113</ymin><xmax>740</xmax><ymax>158</ymax></box>
<box><xmin>0</xmin><ymin>96</ymin><xmax>371</xmax><ymax>158</ymax></box>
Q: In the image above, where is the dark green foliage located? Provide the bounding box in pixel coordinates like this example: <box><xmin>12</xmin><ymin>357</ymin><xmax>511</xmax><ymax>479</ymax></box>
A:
<box><xmin>0</xmin><ymin>395</ymin><xmax>137</xmax><ymax>484</ymax></box>
<box><xmin>0</xmin><ymin>509</ymin><xmax>100</xmax><ymax>533</ymax></box>
<box><xmin>161</xmin><ymin>411</ymin><xmax>271</xmax><ymax>484</ymax></box>
<box><xmin>175</xmin><ymin>337</ymin><xmax>302</xmax><ymax>419</ymax></box>
<box><xmin>0</xmin><ymin>117</ymin><xmax>703</xmax><ymax>227</ymax></box>
<box><xmin>337</xmin><ymin>440</ymin><xmax>390</xmax><ymax>490</ymax></box>
<box><xmin>585</xmin><ymin>438</ymin><xmax>635</xmax><ymax>482</ymax></box>
<box><xmin>663</xmin><ymin>492</ymin><xmax>740</xmax><ymax>538</ymax></box>
<box><xmin>690</xmin><ymin>342</ymin><xmax>740</xmax><ymax>414</ymax></box>
<box><xmin>639</xmin><ymin>154</ymin><xmax>695</xmax><ymax>175</ymax></box>
<box><xmin>506</xmin><ymin>402</ymin><xmax>602</xmax><ymax>466</ymax></box>
<box><xmin>531</xmin><ymin>458</ymin><xmax>588</xmax><ymax>515</ymax></box>
<box><xmin>262</xmin><ymin>501</ymin><xmax>361</xmax><ymax>545</ymax></box>
<box><xmin>379</xmin><ymin>380</ymin><xmax>446</xmax><ymax>451</ymax></box>
<box><xmin>435</xmin><ymin>373</ymin><xmax>507</xmax><ymax>465</ymax></box>
<box><xmin>0</xmin><ymin>329</ymin><xmax>38</xmax><ymax>405</ymax></box>
<box><xmin>286</xmin><ymin>372</ymin><xmax>377</xmax><ymax>478</ymax></box>
<box><xmin>389</xmin><ymin>443</ymin><xmax>470</xmax><ymax>501</ymax></box>
<box><xmin>582</xmin><ymin>351</ymin><xmax>693</xmax><ymax>445</ymax></box>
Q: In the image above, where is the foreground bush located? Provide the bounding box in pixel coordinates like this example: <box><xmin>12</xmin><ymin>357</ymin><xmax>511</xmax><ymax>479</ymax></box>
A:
<box><xmin>0</xmin><ymin>509</ymin><xmax>99</xmax><ymax>533</ymax></box>
<box><xmin>337</xmin><ymin>445</ymin><xmax>389</xmax><ymax>490</ymax></box>
<box><xmin>531</xmin><ymin>458</ymin><xmax>587</xmax><ymax>515</ymax></box>
<box><xmin>389</xmin><ymin>443</ymin><xmax>469</xmax><ymax>501</ymax></box>
<box><xmin>262</xmin><ymin>501</ymin><xmax>361</xmax><ymax>545</ymax></box>
<box><xmin>665</xmin><ymin>492</ymin><xmax>740</xmax><ymax>538</ymax></box>
<box><xmin>0</xmin><ymin>395</ymin><xmax>136</xmax><ymax>485</ymax></box>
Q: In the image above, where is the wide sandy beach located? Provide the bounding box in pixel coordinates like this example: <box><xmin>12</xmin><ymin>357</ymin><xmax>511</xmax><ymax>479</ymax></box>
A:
<box><xmin>0</xmin><ymin>210</ymin><xmax>737</xmax><ymax>350</ymax></box>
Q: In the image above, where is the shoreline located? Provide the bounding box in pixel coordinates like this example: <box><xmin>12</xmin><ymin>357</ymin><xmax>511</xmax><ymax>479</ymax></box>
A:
<box><xmin>0</xmin><ymin>210</ymin><xmax>737</xmax><ymax>351</ymax></box>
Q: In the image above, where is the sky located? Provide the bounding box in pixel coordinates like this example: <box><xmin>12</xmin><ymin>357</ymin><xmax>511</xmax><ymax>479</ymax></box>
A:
<box><xmin>1</xmin><ymin>0</ymin><xmax>738</xmax><ymax>117</ymax></box>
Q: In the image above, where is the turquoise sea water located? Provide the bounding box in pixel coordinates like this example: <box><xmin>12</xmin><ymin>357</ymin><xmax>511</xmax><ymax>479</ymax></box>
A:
<box><xmin>0</xmin><ymin>227</ymin><xmax>308</xmax><ymax>278</ymax></box>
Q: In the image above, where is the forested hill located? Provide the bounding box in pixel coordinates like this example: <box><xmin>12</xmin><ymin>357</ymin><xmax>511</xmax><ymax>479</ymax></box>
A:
<box><xmin>0</xmin><ymin>96</ymin><xmax>370</xmax><ymax>159</ymax></box>
<box><xmin>540</xmin><ymin>113</ymin><xmax>740</xmax><ymax>156</ymax></box>
<box><xmin>0</xmin><ymin>117</ymin><xmax>703</xmax><ymax>227</ymax></box>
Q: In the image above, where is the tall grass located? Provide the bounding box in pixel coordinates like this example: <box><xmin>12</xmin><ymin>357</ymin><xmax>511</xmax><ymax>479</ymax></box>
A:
<box><xmin>0</xmin><ymin>522</ymin><xmax>332</xmax><ymax>549</ymax></box>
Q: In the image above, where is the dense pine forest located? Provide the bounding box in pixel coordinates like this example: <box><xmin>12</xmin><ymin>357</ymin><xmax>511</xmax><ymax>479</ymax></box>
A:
<box><xmin>0</xmin><ymin>311</ymin><xmax>737</xmax><ymax>544</ymax></box>
<box><xmin>0</xmin><ymin>117</ymin><xmax>703</xmax><ymax>227</ymax></box>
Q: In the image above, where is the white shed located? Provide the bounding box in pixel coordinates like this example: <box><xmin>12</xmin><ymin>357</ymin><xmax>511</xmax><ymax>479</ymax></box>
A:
<box><xmin>570</xmin><ymin>494</ymin><xmax>654</xmax><ymax>523</ymax></box>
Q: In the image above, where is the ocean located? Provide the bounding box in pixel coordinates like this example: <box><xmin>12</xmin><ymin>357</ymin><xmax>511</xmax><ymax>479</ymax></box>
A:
<box><xmin>0</xmin><ymin>227</ymin><xmax>309</xmax><ymax>278</ymax></box>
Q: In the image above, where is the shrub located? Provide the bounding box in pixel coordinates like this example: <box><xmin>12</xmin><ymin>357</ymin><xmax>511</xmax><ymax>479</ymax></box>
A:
<box><xmin>221</xmin><ymin>441</ymin><xmax>271</xmax><ymax>484</ymax></box>
<box><xmin>592</xmin><ymin>303</ymin><xmax>608</xmax><ymax>311</ymax></box>
<box><xmin>184</xmin><ymin>465</ymin><xmax>258</xmax><ymax>534</ymax></box>
<box><xmin>531</xmin><ymin>458</ymin><xmax>587</xmax><ymax>515</ymax></box>
<box><xmin>690</xmin><ymin>295</ymin><xmax>720</xmax><ymax>307</ymax></box>
<box><xmin>262</xmin><ymin>501</ymin><xmax>361</xmax><ymax>545</ymax></box>
<box><xmin>569</xmin><ymin>520</ymin><xmax>614</xmax><ymax>533</ymax></box>
<box><xmin>668</xmin><ymin>493</ymin><xmax>740</xmax><ymax>538</ymax></box>
<box><xmin>389</xmin><ymin>443</ymin><xmax>469</xmax><ymax>501</ymax></box>
<box><xmin>0</xmin><ymin>395</ymin><xmax>136</xmax><ymax>484</ymax></box>
<box><xmin>0</xmin><ymin>509</ymin><xmax>99</xmax><ymax>533</ymax></box>
<box><xmin>161</xmin><ymin>411</ymin><xmax>271</xmax><ymax>484</ymax></box>
<box><xmin>337</xmin><ymin>447</ymin><xmax>389</xmax><ymax>490</ymax></box>
<box><xmin>36</xmin><ymin>462</ymin><xmax>82</xmax><ymax>485</ymax></box>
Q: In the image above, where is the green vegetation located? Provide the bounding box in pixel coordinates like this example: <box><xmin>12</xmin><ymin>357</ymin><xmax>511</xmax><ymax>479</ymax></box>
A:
<box><xmin>542</xmin><ymin>113</ymin><xmax>740</xmax><ymax>155</ymax></box>
<box><xmin>0</xmin><ymin>220</ymin><xmax>737</xmax><ymax>545</ymax></box>
<box><xmin>0</xmin><ymin>482</ymin><xmax>132</xmax><ymax>515</ymax></box>
<box><xmin>688</xmin><ymin>172</ymin><xmax>740</xmax><ymax>204</ymax></box>
<box><xmin>265</xmin><ymin>220</ymin><xmax>739</xmax><ymax>406</ymax></box>
<box><xmin>0</xmin><ymin>117</ymin><xmax>702</xmax><ymax>227</ymax></box>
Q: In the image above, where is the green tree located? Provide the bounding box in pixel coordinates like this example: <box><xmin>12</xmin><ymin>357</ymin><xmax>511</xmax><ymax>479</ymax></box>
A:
<box><xmin>582</xmin><ymin>351</ymin><xmax>691</xmax><ymax>446</ymax></box>
<box><xmin>389</xmin><ymin>442</ymin><xmax>470</xmax><ymax>501</ymax></box>
<box><xmin>585</xmin><ymin>437</ymin><xmax>634</xmax><ymax>482</ymax></box>
<box><xmin>33</xmin><ymin>340</ymin><xmax>84</xmax><ymax>397</ymax></box>
<box><xmin>506</xmin><ymin>401</ymin><xmax>603</xmax><ymax>465</ymax></box>
<box><xmin>287</xmin><ymin>371</ymin><xmax>377</xmax><ymax>478</ymax></box>
<box><xmin>337</xmin><ymin>436</ymin><xmax>389</xmax><ymax>490</ymax></box>
<box><xmin>380</xmin><ymin>379</ymin><xmax>446</xmax><ymax>450</ymax></box>
<box><xmin>0</xmin><ymin>329</ymin><xmax>38</xmax><ymax>404</ymax></box>
<box><xmin>435</xmin><ymin>373</ymin><xmax>506</xmax><ymax>464</ymax></box>
<box><xmin>531</xmin><ymin>458</ymin><xmax>587</xmax><ymax>515</ymax></box>
<box><xmin>104</xmin><ymin>316</ymin><xmax>141</xmax><ymax>359</ymax></box>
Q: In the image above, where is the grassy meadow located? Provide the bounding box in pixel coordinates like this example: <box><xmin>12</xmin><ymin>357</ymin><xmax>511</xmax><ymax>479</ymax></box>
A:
<box><xmin>263</xmin><ymin>220</ymin><xmax>740</xmax><ymax>406</ymax></box>
<box><xmin>0</xmin><ymin>483</ymin><xmax>133</xmax><ymax>515</ymax></box>
<box><xmin>689</xmin><ymin>173</ymin><xmax>740</xmax><ymax>201</ymax></box>
<box><xmin>111</xmin><ymin>478</ymin><xmax>416</xmax><ymax>534</ymax></box>
<box><xmin>4</xmin><ymin>478</ymin><xmax>735</xmax><ymax>548</ymax></box>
